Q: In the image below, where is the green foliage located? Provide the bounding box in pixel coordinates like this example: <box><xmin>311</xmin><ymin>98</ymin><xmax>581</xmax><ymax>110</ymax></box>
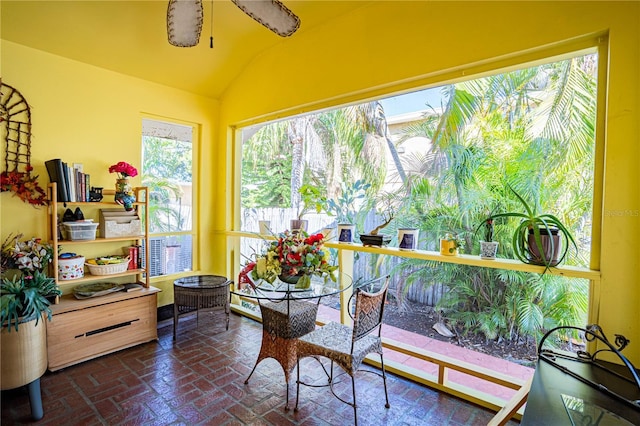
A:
<box><xmin>142</xmin><ymin>176</ymin><xmax>187</xmax><ymax>233</ymax></box>
<box><xmin>142</xmin><ymin>135</ymin><xmax>192</xmax><ymax>233</ymax></box>
<box><xmin>142</xmin><ymin>136</ymin><xmax>192</xmax><ymax>182</ymax></box>
<box><xmin>239</xmin><ymin>54</ymin><xmax>597</xmax><ymax>345</ymax></box>
<box><xmin>1</xmin><ymin>271</ymin><xmax>61</xmax><ymax>332</ymax></box>
<box><xmin>322</xmin><ymin>179</ymin><xmax>372</xmax><ymax>226</ymax></box>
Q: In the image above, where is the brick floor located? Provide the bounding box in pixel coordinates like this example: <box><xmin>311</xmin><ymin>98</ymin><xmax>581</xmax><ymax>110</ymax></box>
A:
<box><xmin>1</xmin><ymin>312</ymin><xmax>513</xmax><ymax>425</ymax></box>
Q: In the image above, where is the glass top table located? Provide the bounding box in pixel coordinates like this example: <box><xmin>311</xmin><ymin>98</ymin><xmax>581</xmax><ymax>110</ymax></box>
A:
<box><xmin>233</xmin><ymin>272</ymin><xmax>352</xmax><ymax>410</ymax></box>
<box><xmin>232</xmin><ymin>273</ymin><xmax>352</xmax><ymax>301</ymax></box>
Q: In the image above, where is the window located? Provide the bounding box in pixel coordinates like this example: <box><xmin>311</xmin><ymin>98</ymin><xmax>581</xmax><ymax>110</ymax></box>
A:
<box><xmin>141</xmin><ymin>118</ymin><xmax>195</xmax><ymax>277</ymax></box>
<box><xmin>239</xmin><ymin>52</ymin><xmax>599</xmax><ymax>354</ymax></box>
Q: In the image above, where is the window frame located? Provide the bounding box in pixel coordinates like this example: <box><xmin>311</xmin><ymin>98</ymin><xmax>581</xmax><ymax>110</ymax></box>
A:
<box><xmin>141</xmin><ymin>115</ymin><xmax>199</xmax><ymax>278</ymax></box>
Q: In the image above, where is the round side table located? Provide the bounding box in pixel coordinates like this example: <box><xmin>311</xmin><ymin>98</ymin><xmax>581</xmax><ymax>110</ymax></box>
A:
<box><xmin>173</xmin><ymin>275</ymin><xmax>231</xmax><ymax>340</ymax></box>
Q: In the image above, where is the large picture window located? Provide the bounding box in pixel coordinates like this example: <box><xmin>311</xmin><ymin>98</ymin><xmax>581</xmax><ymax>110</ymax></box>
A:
<box><xmin>141</xmin><ymin>118</ymin><xmax>195</xmax><ymax>277</ymax></box>
<box><xmin>239</xmin><ymin>52</ymin><xmax>598</xmax><ymax>360</ymax></box>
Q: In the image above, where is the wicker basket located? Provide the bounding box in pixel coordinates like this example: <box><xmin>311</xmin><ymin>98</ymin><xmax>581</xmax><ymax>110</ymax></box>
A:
<box><xmin>85</xmin><ymin>258</ymin><xmax>130</xmax><ymax>276</ymax></box>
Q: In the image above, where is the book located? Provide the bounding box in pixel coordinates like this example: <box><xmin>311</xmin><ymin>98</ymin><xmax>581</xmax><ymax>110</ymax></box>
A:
<box><xmin>62</xmin><ymin>162</ymin><xmax>72</xmax><ymax>202</ymax></box>
<box><xmin>45</xmin><ymin>159</ymin><xmax>71</xmax><ymax>202</ymax></box>
<box><xmin>122</xmin><ymin>283</ymin><xmax>143</xmax><ymax>293</ymax></box>
<box><xmin>73</xmin><ymin>163</ymin><xmax>84</xmax><ymax>202</ymax></box>
<box><xmin>85</xmin><ymin>174</ymin><xmax>90</xmax><ymax>202</ymax></box>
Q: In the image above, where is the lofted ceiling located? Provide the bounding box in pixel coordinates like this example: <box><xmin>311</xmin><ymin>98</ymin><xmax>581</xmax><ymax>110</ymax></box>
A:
<box><xmin>1</xmin><ymin>1</ymin><xmax>367</xmax><ymax>99</ymax></box>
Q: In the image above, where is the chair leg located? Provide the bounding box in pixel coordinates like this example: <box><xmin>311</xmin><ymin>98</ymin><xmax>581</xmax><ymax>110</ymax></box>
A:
<box><xmin>351</xmin><ymin>374</ymin><xmax>358</xmax><ymax>426</ymax></box>
<box><xmin>294</xmin><ymin>358</ymin><xmax>301</xmax><ymax>411</ymax></box>
<box><xmin>380</xmin><ymin>353</ymin><xmax>390</xmax><ymax>409</ymax></box>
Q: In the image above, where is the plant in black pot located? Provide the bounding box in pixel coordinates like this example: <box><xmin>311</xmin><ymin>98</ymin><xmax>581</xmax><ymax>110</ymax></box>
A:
<box><xmin>1</xmin><ymin>234</ymin><xmax>61</xmax><ymax>420</ymax></box>
<box><xmin>491</xmin><ymin>185</ymin><xmax>577</xmax><ymax>268</ymax></box>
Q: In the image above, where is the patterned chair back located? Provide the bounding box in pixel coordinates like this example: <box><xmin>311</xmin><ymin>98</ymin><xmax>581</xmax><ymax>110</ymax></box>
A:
<box><xmin>351</xmin><ymin>275</ymin><xmax>390</xmax><ymax>343</ymax></box>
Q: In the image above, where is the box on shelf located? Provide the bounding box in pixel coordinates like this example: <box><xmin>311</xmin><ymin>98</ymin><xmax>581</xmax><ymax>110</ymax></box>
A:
<box><xmin>99</xmin><ymin>209</ymin><xmax>141</xmax><ymax>238</ymax></box>
<box><xmin>61</xmin><ymin>221</ymin><xmax>98</xmax><ymax>241</ymax></box>
<box><xmin>58</xmin><ymin>254</ymin><xmax>85</xmax><ymax>280</ymax></box>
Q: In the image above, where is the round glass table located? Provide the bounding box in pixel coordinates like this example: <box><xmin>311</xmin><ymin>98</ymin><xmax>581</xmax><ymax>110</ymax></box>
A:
<box><xmin>173</xmin><ymin>275</ymin><xmax>232</xmax><ymax>340</ymax></box>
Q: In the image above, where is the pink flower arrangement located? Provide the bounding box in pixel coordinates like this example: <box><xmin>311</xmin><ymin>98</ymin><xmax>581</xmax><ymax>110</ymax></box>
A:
<box><xmin>108</xmin><ymin>161</ymin><xmax>138</xmax><ymax>179</ymax></box>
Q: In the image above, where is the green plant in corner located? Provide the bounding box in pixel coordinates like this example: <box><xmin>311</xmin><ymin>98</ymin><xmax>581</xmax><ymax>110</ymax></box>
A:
<box><xmin>491</xmin><ymin>184</ymin><xmax>578</xmax><ymax>268</ymax></box>
<box><xmin>1</xmin><ymin>270</ymin><xmax>61</xmax><ymax>331</ymax></box>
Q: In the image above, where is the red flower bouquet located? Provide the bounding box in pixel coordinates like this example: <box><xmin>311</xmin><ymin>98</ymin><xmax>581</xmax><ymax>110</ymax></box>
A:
<box><xmin>108</xmin><ymin>161</ymin><xmax>138</xmax><ymax>179</ymax></box>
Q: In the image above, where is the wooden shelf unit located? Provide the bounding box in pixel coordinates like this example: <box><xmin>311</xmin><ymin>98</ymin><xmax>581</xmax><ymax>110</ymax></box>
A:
<box><xmin>47</xmin><ymin>183</ymin><xmax>150</xmax><ymax>292</ymax></box>
<box><xmin>45</xmin><ymin>183</ymin><xmax>158</xmax><ymax>371</ymax></box>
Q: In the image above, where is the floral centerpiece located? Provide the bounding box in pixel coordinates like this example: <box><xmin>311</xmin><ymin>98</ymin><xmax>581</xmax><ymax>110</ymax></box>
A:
<box><xmin>108</xmin><ymin>161</ymin><xmax>138</xmax><ymax>210</ymax></box>
<box><xmin>251</xmin><ymin>230</ymin><xmax>338</xmax><ymax>289</ymax></box>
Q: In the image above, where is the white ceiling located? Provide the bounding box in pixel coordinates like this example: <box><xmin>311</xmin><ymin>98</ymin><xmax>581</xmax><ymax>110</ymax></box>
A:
<box><xmin>1</xmin><ymin>1</ymin><xmax>368</xmax><ymax>99</ymax></box>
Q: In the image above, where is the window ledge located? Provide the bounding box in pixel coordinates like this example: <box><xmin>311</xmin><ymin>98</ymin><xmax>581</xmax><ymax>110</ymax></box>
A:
<box><xmin>226</xmin><ymin>231</ymin><xmax>600</xmax><ymax>282</ymax></box>
<box><xmin>325</xmin><ymin>242</ymin><xmax>600</xmax><ymax>281</ymax></box>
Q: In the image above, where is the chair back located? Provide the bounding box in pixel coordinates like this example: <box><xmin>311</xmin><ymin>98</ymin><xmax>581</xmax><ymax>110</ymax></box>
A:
<box><xmin>350</xmin><ymin>275</ymin><xmax>390</xmax><ymax>343</ymax></box>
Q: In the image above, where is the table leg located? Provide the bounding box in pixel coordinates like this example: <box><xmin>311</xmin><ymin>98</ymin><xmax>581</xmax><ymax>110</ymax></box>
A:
<box><xmin>27</xmin><ymin>377</ymin><xmax>43</xmax><ymax>421</ymax></box>
<box><xmin>173</xmin><ymin>304</ymin><xmax>178</xmax><ymax>340</ymax></box>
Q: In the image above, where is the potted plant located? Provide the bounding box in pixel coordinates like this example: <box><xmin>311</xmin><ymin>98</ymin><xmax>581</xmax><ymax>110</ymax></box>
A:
<box><xmin>1</xmin><ymin>235</ymin><xmax>61</xmax><ymax>420</ymax></box>
<box><xmin>476</xmin><ymin>217</ymin><xmax>499</xmax><ymax>260</ymax></box>
<box><xmin>291</xmin><ymin>184</ymin><xmax>324</xmax><ymax>233</ymax></box>
<box><xmin>491</xmin><ymin>185</ymin><xmax>577</xmax><ymax>267</ymax></box>
<box><xmin>440</xmin><ymin>233</ymin><xmax>464</xmax><ymax>256</ymax></box>
<box><xmin>359</xmin><ymin>206</ymin><xmax>395</xmax><ymax>247</ymax></box>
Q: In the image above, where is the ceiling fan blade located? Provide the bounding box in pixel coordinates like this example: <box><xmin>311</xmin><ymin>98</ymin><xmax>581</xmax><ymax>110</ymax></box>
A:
<box><xmin>231</xmin><ymin>0</ymin><xmax>300</xmax><ymax>37</ymax></box>
<box><xmin>167</xmin><ymin>0</ymin><xmax>204</xmax><ymax>47</ymax></box>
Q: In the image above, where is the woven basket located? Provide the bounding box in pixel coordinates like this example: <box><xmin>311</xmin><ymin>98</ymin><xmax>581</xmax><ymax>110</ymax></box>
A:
<box><xmin>85</xmin><ymin>258</ymin><xmax>130</xmax><ymax>276</ymax></box>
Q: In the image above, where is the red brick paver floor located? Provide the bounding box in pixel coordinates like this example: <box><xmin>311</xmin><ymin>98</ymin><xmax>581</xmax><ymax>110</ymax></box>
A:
<box><xmin>1</xmin><ymin>312</ymin><xmax>517</xmax><ymax>425</ymax></box>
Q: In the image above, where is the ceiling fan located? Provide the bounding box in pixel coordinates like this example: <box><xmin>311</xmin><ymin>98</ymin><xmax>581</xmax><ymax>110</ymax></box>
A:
<box><xmin>167</xmin><ymin>0</ymin><xmax>301</xmax><ymax>48</ymax></box>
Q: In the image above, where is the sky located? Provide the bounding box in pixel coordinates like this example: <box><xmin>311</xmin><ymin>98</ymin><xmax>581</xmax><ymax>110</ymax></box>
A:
<box><xmin>379</xmin><ymin>86</ymin><xmax>443</xmax><ymax>117</ymax></box>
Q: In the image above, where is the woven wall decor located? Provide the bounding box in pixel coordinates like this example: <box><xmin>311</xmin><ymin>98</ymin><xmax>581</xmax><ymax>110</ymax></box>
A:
<box><xmin>0</xmin><ymin>79</ymin><xmax>47</xmax><ymax>206</ymax></box>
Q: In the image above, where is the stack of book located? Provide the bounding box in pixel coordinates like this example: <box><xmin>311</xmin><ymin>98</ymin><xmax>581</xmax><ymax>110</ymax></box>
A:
<box><xmin>45</xmin><ymin>159</ymin><xmax>91</xmax><ymax>202</ymax></box>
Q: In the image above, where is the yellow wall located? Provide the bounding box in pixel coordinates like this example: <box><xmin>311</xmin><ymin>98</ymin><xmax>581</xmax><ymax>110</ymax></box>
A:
<box><xmin>219</xmin><ymin>2</ymin><xmax>640</xmax><ymax>361</ymax></box>
<box><xmin>1</xmin><ymin>1</ymin><xmax>639</xmax><ymax>362</ymax></box>
<box><xmin>0</xmin><ymin>42</ymin><xmax>219</xmax><ymax>306</ymax></box>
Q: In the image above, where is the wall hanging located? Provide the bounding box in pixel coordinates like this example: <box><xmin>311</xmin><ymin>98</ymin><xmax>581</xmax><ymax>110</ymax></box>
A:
<box><xmin>0</xmin><ymin>80</ymin><xmax>47</xmax><ymax>206</ymax></box>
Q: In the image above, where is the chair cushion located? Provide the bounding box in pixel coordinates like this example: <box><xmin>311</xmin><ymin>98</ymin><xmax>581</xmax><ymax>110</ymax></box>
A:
<box><xmin>297</xmin><ymin>321</ymin><xmax>382</xmax><ymax>375</ymax></box>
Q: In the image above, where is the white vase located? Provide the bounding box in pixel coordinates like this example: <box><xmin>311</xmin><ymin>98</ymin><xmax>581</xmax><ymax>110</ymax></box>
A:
<box><xmin>480</xmin><ymin>241</ymin><xmax>499</xmax><ymax>259</ymax></box>
<box><xmin>321</xmin><ymin>227</ymin><xmax>335</xmax><ymax>240</ymax></box>
<box><xmin>398</xmin><ymin>228</ymin><xmax>419</xmax><ymax>250</ymax></box>
<box><xmin>258</xmin><ymin>220</ymin><xmax>271</xmax><ymax>235</ymax></box>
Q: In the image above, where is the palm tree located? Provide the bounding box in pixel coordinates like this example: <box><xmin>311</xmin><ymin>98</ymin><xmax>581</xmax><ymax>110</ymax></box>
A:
<box><xmin>391</xmin><ymin>55</ymin><xmax>597</xmax><ymax>342</ymax></box>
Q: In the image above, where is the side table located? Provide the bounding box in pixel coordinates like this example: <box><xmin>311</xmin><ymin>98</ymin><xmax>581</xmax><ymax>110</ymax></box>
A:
<box><xmin>173</xmin><ymin>275</ymin><xmax>231</xmax><ymax>340</ymax></box>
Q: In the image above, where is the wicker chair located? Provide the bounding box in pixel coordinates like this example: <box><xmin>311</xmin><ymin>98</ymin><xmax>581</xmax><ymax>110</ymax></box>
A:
<box><xmin>294</xmin><ymin>275</ymin><xmax>390</xmax><ymax>425</ymax></box>
<box><xmin>241</xmin><ymin>264</ymin><xmax>320</xmax><ymax>410</ymax></box>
